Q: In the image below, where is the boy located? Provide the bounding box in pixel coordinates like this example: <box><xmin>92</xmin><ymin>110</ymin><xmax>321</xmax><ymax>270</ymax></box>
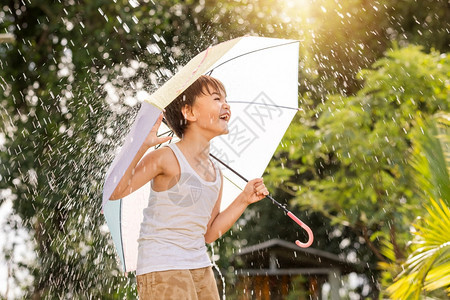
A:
<box><xmin>110</xmin><ymin>75</ymin><xmax>268</xmax><ymax>299</ymax></box>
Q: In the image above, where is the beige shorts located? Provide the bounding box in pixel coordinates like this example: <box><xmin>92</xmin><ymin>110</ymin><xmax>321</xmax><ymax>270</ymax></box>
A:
<box><xmin>136</xmin><ymin>266</ymin><xmax>220</xmax><ymax>300</ymax></box>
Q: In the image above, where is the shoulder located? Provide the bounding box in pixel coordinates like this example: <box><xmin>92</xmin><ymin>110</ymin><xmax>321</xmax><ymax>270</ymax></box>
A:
<box><xmin>143</xmin><ymin>146</ymin><xmax>176</xmax><ymax>163</ymax></box>
<box><xmin>142</xmin><ymin>146</ymin><xmax>178</xmax><ymax>174</ymax></box>
<box><xmin>154</xmin><ymin>145</ymin><xmax>175</xmax><ymax>158</ymax></box>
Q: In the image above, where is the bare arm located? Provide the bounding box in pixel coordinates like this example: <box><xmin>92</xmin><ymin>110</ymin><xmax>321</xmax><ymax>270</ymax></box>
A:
<box><xmin>204</xmin><ymin>177</ymin><xmax>268</xmax><ymax>243</ymax></box>
<box><xmin>109</xmin><ymin>114</ymin><xmax>171</xmax><ymax>200</ymax></box>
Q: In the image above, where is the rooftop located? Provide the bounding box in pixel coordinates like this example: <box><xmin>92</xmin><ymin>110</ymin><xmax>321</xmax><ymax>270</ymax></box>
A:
<box><xmin>232</xmin><ymin>239</ymin><xmax>365</xmax><ymax>276</ymax></box>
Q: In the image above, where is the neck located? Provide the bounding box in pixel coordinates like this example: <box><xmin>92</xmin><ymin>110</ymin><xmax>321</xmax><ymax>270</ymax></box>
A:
<box><xmin>178</xmin><ymin>129</ymin><xmax>212</xmax><ymax>159</ymax></box>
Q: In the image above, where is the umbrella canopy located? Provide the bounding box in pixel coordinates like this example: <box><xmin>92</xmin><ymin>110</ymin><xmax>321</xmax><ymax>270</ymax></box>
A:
<box><xmin>102</xmin><ymin>36</ymin><xmax>301</xmax><ymax>272</ymax></box>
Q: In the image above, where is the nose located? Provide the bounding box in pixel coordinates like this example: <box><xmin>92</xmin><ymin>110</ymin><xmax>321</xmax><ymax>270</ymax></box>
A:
<box><xmin>223</xmin><ymin>101</ymin><xmax>230</xmax><ymax>111</ymax></box>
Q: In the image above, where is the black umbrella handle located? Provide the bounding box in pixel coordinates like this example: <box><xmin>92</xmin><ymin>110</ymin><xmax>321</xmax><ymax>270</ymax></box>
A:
<box><xmin>209</xmin><ymin>153</ymin><xmax>314</xmax><ymax>248</ymax></box>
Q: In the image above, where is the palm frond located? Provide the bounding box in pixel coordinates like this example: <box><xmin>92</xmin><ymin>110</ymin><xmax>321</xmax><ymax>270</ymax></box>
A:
<box><xmin>388</xmin><ymin>198</ymin><xmax>450</xmax><ymax>299</ymax></box>
<box><xmin>409</xmin><ymin>113</ymin><xmax>450</xmax><ymax>207</ymax></box>
<box><xmin>388</xmin><ymin>113</ymin><xmax>450</xmax><ymax>298</ymax></box>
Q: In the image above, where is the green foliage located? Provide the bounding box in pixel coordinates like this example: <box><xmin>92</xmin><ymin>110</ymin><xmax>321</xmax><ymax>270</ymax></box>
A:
<box><xmin>387</xmin><ymin>114</ymin><xmax>450</xmax><ymax>299</ymax></box>
<box><xmin>1</xmin><ymin>0</ymin><xmax>294</xmax><ymax>297</ymax></box>
<box><xmin>1</xmin><ymin>0</ymin><xmax>449</xmax><ymax>298</ymax></box>
<box><xmin>386</xmin><ymin>0</ymin><xmax>450</xmax><ymax>52</ymax></box>
<box><xmin>409</xmin><ymin>114</ymin><xmax>450</xmax><ymax>207</ymax></box>
<box><xmin>286</xmin><ymin>275</ymin><xmax>308</xmax><ymax>300</ymax></box>
<box><xmin>267</xmin><ymin>45</ymin><xmax>449</xmax><ymax>294</ymax></box>
<box><xmin>0</xmin><ymin>0</ymin><xmax>230</xmax><ymax>297</ymax></box>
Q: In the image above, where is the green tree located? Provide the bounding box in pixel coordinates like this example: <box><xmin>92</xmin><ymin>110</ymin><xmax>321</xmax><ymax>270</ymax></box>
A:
<box><xmin>0</xmin><ymin>0</ymin><xmax>232</xmax><ymax>297</ymax></box>
<box><xmin>387</xmin><ymin>113</ymin><xmax>450</xmax><ymax>299</ymax></box>
<box><xmin>1</xmin><ymin>0</ymin><xmax>449</xmax><ymax>298</ymax></box>
<box><xmin>266</xmin><ymin>45</ymin><xmax>448</xmax><ymax>295</ymax></box>
<box><xmin>0</xmin><ymin>0</ymin><xmax>290</xmax><ymax>297</ymax></box>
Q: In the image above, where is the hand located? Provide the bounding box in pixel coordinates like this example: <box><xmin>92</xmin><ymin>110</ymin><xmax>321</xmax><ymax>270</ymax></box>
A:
<box><xmin>242</xmin><ymin>178</ymin><xmax>269</xmax><ymax>205</ymax></box>
<box><xmin>143</xmin><ymin>113</ymin><xmax>172</xmax><ymax>148</ymax></box>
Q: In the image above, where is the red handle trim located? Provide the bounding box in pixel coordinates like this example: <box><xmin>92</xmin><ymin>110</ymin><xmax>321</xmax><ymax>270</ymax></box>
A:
<box><xmin>287</xmin><ymin>211</ymin><xmax>314</xmax><ymax>248</ymax></box>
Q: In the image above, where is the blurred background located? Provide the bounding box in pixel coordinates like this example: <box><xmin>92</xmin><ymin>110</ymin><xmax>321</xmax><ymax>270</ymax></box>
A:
<box><xmin>0</xmin><ymin>0</ymin><xmax>448</xmax><ymax>299</ymax></box>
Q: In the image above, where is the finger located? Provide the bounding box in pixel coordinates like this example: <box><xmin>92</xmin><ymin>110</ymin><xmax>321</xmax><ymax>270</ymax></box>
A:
<box><xmin>254</xmin><ymin>183</ymin><xmax>265</xmax><ymax>191</ymax></box>
<box><xmin>253</xmin><ymin>181</ymin><xmax>266</xmax><ymax>190</ymax></box>
<box><xmin>152</xmin><ymin>114</ymin><xmax>165</xmax><ymax>131</ymax></box>
<box><xmin>155</xmin><ymin>113</ymin><xmax>164</xmax><ymax>126</ymax></box>
<box><xmin>255</xmin><ymin>184</ymin><xmax>269</xmax><ymax>195</ymax></box>
<box><xmin>257</xmin><ymin>189</ymin><xmax>269</xmax><ymax>196</ymax></box>
<box><xmin>251</xmin><ymin>178</ymin><xmax>263</xmax><ymax>185</ymax></box>
<box><xmin>160</xmin><ymin>136</ymin><xmax>172</xmax><ymax>143</ymax></box>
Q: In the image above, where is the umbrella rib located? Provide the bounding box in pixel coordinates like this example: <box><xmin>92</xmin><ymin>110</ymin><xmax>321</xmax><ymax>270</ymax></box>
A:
<box><xmin>206</xmin><ymin>40</ymin><xmax>300</xmax><ymax>76</ymax></box>
<box><xmin>227</xmin><ymin>101</ymin><xmax>301</xmax><ymax>111</ymax></box>
<box><xmin>222</xmin><ymin>174</ymin><xmax>243</xmax><ymax>191</ymax></box>
<box><xmin>157</xmin><ymin>129</ymin><xmax>173</xmax><ymax>137</ymax></box>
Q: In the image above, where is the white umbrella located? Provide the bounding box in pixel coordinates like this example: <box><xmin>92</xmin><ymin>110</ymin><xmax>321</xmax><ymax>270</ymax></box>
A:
<box><xmin>102</xmin><ymin>36</ymin><xmax>313</xmax><ymax>273</ymax></box>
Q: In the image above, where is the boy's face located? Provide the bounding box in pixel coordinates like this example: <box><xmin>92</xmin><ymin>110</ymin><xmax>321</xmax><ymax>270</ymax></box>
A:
<box><xmin>190</xmin><ymin>86</ymin><xmax>231</xmax><ymax>137</ymax></box>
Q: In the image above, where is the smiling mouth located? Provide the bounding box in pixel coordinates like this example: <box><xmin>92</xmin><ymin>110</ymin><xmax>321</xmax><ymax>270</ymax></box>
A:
<box><xmin>219</xmin><ymin>113</ymin><xmax>230</xmax><ymax>121</ymax></box>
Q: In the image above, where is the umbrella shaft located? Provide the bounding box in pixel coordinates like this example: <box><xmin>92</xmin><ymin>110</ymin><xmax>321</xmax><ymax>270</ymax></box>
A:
<box><xmin>209</xmin><ymin>153</ymin><xmax>289</xmax><ymax>213</ymax></box>
<box><xmin>209</xmin><ymin>153</ymin><xmax>314</xmax><ymax>248</ymax></box>
<box><xmin>267</xmin><ymin>195</ymin><xmax>289</xmax><ymax>214</ymax></box>
<box><xmin>209</xmin><ymin>153</ymin><xmax>248</xmax><ymax>183</ymax></box>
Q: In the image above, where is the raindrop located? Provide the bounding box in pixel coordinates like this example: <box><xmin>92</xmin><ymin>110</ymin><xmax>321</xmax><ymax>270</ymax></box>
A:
<box><xmin>98</xmin><ymin>8</ymin><xmax>108</xmax><ymax>22</ymax></box>
<box><xmin>128</xmin><ymin>0</ymin><xmax>139</xmax><ymax>8</ymax></box>
<box><xmin>146</xmin><ymin>44</ymin><xmax>161</xmax><ymax>54</ymax></box>
<box><xmin>122</xmin><ymin>23</ymin><xmax>130</xmax><ymax>34</ymax></box>
<box><xmin>124</xmin><ymin>96</ymin><xmax>137</xmax><ymax>107</ymax></box>
<box><xmin>95</xmin><ymin>133</ymin><xmax>104</xmax><ymax>143</ymax></box>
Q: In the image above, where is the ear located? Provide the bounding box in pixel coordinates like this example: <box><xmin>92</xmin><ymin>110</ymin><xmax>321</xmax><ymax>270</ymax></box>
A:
<box><xmin>182</xmin><ymin>104</ymin><xmax>197</xmax><ymax>122</ymax></box>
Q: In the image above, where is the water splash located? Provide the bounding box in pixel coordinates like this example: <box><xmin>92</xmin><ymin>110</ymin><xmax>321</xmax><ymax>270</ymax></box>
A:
<box><xmin>210</xmin><ymin>243</ymin><xmax>226</xmax><ymax>300</ymax></box>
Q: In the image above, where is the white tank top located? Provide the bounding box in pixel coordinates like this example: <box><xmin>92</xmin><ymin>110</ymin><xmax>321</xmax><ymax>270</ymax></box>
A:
<box><xmin>136</xmin><ymin>143</ymin><xmax>221</xmax><ymax>275</ymax></box>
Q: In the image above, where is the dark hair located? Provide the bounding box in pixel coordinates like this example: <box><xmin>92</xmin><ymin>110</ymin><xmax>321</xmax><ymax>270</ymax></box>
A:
<box><xmin>164</xmin><ymin>75</ymin><xmax>226</xmax><ymax>138</ymax></box>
